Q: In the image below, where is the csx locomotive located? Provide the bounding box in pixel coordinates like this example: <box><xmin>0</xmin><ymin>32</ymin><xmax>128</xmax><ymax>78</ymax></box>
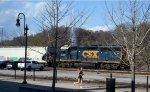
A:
<box><xmin>48</xmin><ymin>45</ymin><xmax>130</xmax><ymax>70</ymax></box>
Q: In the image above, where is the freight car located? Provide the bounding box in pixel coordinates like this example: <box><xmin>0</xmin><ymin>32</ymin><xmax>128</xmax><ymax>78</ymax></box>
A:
<box><xmin>48</xmin><ymin>45</ymin><xmax>130</xmax><ymax>70</ymax></box>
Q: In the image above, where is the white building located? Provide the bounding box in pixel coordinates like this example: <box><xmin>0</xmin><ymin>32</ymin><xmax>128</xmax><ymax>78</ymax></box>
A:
<box><xmin>0</xmin><ymin>46</ymin><xmax>47</xmax><ymax>63</ymax></box>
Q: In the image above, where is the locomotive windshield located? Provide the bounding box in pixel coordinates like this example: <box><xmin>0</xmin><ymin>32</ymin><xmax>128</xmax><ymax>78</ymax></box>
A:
<box><xmin>60</xmin><ymin>49</ymin><xmax>68</xmax><ymax>60</ymax></box>
<box><xmin>68</xmin><ymin>47</ymin><xmax>78</xmax><ymax>60</ymax></box>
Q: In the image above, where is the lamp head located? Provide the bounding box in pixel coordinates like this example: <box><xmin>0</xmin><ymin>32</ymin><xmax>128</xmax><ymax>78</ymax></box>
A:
<box><xmin>16</xmin><ymin>18</ymin><xmax>20</xmax><ymax>27</ymax></box>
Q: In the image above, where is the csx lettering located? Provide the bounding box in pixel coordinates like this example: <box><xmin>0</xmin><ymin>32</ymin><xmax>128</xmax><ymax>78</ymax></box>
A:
<box><xmin>82</xmin><ymin>50</ymin><xmax>99</xmax><ymax>58</ymax></box>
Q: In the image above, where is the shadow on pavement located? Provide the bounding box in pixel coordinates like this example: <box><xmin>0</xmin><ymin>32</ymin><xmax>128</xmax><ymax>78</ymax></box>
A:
<box><xmin>0</xmin><ymin>80</ymin><xmax>108</xmax><ymax>92</ymax></box>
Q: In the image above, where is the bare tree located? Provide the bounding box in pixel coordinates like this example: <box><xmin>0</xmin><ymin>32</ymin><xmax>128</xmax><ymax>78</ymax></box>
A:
<box><xmin>36</xmin><ymin>1</ymin><xmax>89</xmax><ymax>47</ymax></box>
<box><xmin>106</xmin><ymin>0</ymin><xmax>150</xmax><ymax>92</ymax></box>
<box><xmin>141</xmin><ymin>33</ymin><xmax>150</xmax><ymax>92</ymax></box>
<box><xmin>37</xmin><ymin>0</ymin><xmax>89</xmax><ymax>91</ymax></box>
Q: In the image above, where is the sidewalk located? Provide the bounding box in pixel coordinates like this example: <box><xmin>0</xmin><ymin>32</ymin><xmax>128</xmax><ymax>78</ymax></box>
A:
<box><xmin>0</xmin><ymin>76</ymin><xmax>148</xmax><ymax>92</ymax></box>
<box><xmin>0</xmin><ymin>69</ymin><xmax>149</xmax><ymax>86</ymax></box>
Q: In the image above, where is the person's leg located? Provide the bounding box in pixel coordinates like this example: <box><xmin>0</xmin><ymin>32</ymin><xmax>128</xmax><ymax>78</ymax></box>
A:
<box><xmin>79</xmin><ymin>78</ymin><xmax>83</xmax><ymax>88</ymax></box>
<box><xmin>80</xmin><ymin>78</ymin><xmax>83</xmax><ymax>85</ymax></box>
<box><xmin>74</xmin><ymin>81</ymin><xmax>77</xmax><ymax>85</ymax></box>
<box><xmin>78</xmin><ymin>78</ymin><xmax>80</xmax><ymax>83</ymax></box>
<box><xmin>74</xmin><ymin>78</ymin><xmax>80</xmax><ymax>85</ymax></box>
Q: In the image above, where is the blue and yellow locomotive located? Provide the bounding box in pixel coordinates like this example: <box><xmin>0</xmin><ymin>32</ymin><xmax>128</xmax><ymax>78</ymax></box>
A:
<box><xmin>48</xmin><ymin>45</ymin><xmax>130</xmax><ymax>70</ymax></box>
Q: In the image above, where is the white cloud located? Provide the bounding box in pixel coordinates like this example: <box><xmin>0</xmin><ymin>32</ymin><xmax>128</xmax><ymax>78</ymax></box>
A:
<box><xmin>0</xmin><ymin>0</ymin><xmax>5</xmax><ymax>4</ymax></box>
<box><xmin>24</xmin><ymin>2</ymin><xmax>46</xmax><ymax>18</ymax></box>
<box><xmin>0</xmin><ymin>25</ymin><xmax>3</xmax><ymax>28</ymax></box>
<box><xmin>28</xmin><ymin>29</ymin><xmax>37</xmax><ymax>35</ymax></box>
<box><xmin>0</xmin><ymin>1</ymin><xmax>47</xmax><ymax>40</ymax></box>
<box><xmin>86</xmin><ymin>25</ymin><xmax>115</xmax><ymax>31</ymax></box>
<box><xmin>5</xmin><ymin>9</ymin><xmax>19</xmax><ymax>16</ymax></box>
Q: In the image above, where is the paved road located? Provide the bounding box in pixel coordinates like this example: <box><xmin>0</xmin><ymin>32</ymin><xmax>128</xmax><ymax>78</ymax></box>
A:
<box><xmin>0</xmin><ymin>69</ymin><xmax>149</xmax><ymax>85</ymax></box>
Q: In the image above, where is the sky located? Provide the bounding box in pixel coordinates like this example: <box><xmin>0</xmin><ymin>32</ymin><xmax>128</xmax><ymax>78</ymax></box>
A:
<box><xmin>0</xmin><ymin>0</ymin><xmax>119</xmax><ymax>40</ymax></box>
<box><xmin>0</xmin><ymin>0</ymin><xmax>147</xmax><ymax>40</ymax></box>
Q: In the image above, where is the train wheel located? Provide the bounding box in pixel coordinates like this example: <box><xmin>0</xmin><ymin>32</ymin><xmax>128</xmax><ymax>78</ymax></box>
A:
<box><xmin>100</xmin><ymin>64</ymin><xmax>105</xmax><ymax>69</ymax></box>
<box><xmin>61</xmin><ymin>63</ymin><xmax>68</xmax><ymax>68</ymax></box>
<box><xmin>95</xmin><ymin>63</ymin><xmax>100</xmax><ymax>69</ymax></box>
<box><xmin>68</xmin><ymin>63</ymin><xmax>71</xmax><ymax>68</ymax></box>
<box><xmin>104</xmin><ymin>64</ymin><xmax>111</xmax><ymax>70</ymax></box>
<box><xmin>120</xmin><ymin>65</ymin><xmax>126</xmax><ymax>70</ymax></box>
<box><xmin>57</xmin><ymin>63</ymin><xmax>61</xmax><ymax>67</ymax></box>
<box><xmin>71</xmin><ymin>62</ymin><xmax>75</xmax><ymax>68</ymax></box>
<box><xmin>65</xmin><ymin>63</ymin><xmax>69</xmax><ymax>68</ymax></box>
<box><xmin>111</xmin><ymin>64</ymin><xmax>119</xmax><ymax>70</ymax></box>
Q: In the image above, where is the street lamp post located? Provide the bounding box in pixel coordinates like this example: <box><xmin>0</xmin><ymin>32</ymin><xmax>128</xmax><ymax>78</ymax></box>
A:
<box><xmin>0</xmin><ymin>26</ymin><xmax>4</xmax><ymax>45</ymax></box>
<box><xmin>16</xmin><ymin>13</ymin><xmax>29</xmax><ymax>84</ymax></box>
